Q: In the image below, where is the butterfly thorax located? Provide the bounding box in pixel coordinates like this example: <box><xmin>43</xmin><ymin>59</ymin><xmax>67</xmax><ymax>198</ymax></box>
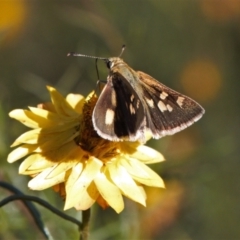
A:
<box><xmin>107</xmin><ymin>57</ymin><xmax>142</xmax><ymax>94</ymax></box>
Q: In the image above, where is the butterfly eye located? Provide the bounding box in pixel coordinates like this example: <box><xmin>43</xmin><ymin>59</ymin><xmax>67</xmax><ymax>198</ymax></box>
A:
<box><xmin>106</xmin><ymin>60</ymin><xmax>113</xmax><ymax>69</ymax></box>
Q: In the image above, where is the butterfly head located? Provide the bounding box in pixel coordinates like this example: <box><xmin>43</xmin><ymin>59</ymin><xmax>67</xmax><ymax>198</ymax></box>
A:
<box><xmin>105</xmin><ymin>57</ymin><xmax>126</xmax><ymax>70</ymax></box>
<box><xmin>104</xmin><ymin>44</ymin><xmax>126</xmax><ymax>69</ymax></box>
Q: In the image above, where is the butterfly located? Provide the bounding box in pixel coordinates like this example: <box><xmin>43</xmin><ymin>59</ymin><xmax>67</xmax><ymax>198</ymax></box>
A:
<box><xmin>68</xmin><ymin>47</ymin><xmax>205</xmax><ymax>142</ymax></box>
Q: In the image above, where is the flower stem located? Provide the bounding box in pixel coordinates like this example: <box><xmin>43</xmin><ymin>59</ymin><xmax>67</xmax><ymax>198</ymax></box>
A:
<box><xmin>80</xmin><ymin>208</ymin><xmax>91</xmax><ymax>240</ymax></box>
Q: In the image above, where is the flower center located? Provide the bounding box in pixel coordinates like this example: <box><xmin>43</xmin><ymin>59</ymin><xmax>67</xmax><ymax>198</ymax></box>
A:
<box><xmin>74</xmin><ymin>93</ymin><xmax>120</xmax><ymax>162</ymax></box>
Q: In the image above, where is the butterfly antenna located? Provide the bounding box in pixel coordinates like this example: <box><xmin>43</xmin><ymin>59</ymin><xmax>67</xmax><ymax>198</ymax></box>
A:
<box><xmin>67</xmin><ymin>52</ymin><xmax>107</xmax><ymax>60</ymax></box>
<box><xmin>119</xmin><ymin>44</ymin><xmax>126</xmax><ymax>57</ymax></box>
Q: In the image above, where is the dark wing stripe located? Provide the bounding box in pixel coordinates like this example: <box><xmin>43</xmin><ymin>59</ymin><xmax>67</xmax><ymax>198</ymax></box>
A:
<box><xmin>111</xmin><ymin>73</ymin><xmax>145</xmax><ymax>139</ymax></box>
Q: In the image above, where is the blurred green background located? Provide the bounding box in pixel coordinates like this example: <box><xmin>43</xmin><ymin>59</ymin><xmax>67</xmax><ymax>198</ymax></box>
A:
<box><xmin>0</xmin><ymin>1</ymin><xmax>239</xmax><ymax>239</ymax></box>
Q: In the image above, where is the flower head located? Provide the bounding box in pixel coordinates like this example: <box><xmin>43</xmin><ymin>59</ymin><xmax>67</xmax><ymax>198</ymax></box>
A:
<box><xmin>8</xmin><ymin>86</ymin><xmax>165</xmax><ymax>213</ymax></box>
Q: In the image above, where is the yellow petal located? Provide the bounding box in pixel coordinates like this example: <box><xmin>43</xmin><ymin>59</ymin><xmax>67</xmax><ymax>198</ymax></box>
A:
<box><xmin>11</xmin><ymin>129</ymin><xmax>41</xmax><ymax>147</ymax></box>
<box><xmin>7</xmin><ymin>144</ymin><xmax>38</xmax><ymax>163</ymax></box>
<box><xmin>120</xmin><ymin>141</ymin><xmax>140</xmax><ymax>155</ymax></box>
<box><xmin>12</xmin><ymin>124</ymin><xmax>78</xmax><ymax>150</ymax></box>
<box><xmin>39</xmin><ymin>141</ymin><xmax>80</xmax><ymax>162</ymax></box>
<box><xmin>137</xmin><ymin>185</ymin><xmax>147</xmax><ymax>200</ymax></box>
<box><xmin>94</xmin><ymin>172</ymin><xmax>124</xmax><ymax>213</ymax></box>
<box><xmin>73</xmin><ymin>182</ymin><xmax>99</xmax><ymax>211</ymax></box>
<box><xmin>108</xmin><ymin>162</ymin><xmax>146</xmax><ymax>206</ymax></box>
<box><xmin>47</xmin><ymin>86</ymin><xmax>79</xmax><ymax>117</ymax></box>
<box><xmin>19</xmin><ymin>154</ymin><xmax>53</xmax><ymax>174</ymax></box>
<box><xmin>37</xmin><ymin>120</ymin><xmax>79</xmax><ymax>133</ymax></box>
<box><xmin>37</xmin><ymin>128</ymin><xmax>78</xmax><ymax>151</ymax></box>
<box><xmin>11</xmin><ymin>125</ymin><xmax>78</xmax><ymax>149</ymax></box>
<box><xmin>9</xmin><ymin>109</ymin><xmax>48</xmax><ymax>128</ymax></box>
<box><xmin>120</xmin><ymin>157</ymin><xmax>165</xmax><ymax>188</ymax></box>
<box><xmin>66</xmin><ymin>93</ymin><xmax>85</xmax><ymax>114</ymax></box>
<box><xmin>85</xmin><ymin>91</ymin><xmax>96</xmax><ymax>101</ymax></box>
<box><xmin>130</xmin><ymin>145</ymin><xmax>165</xmax><ymax>164</ymax></box>
<box><xmin>144</xmin><ymin>130</ymin><xmax>153</xmax><ymax>142</ymax></box>
<box><xmin>46</xmin><ymin>161</ymin><xmax>75</xmax><ymax>179</ymax></box>
<box><xmin>28</xmin><ymin>166</ymin><xmax>65</xmax><ymax>190</ymax></box>
<box><xmin>66</xmin><ymin>162</ymin><xmax>83</xmax><ymax>192</ymax></box>
<box><xmin>64</xmin><ymin>157</ymin><xmax>102</xmax><ymax>210</ymax></box>
<box><xmin>29</xmin><ymin>106</ymin><xmax>71</xmax><ymax>122</ymax></box>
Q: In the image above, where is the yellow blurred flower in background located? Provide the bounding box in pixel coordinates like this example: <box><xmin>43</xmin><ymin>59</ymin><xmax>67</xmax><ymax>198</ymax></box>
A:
<box><xmin>180</xmin><ymin>59</ymin><xmax>222</xmax><ymax>103</ymax></box>
<box><xmin>0</xmin><ymin>0</ymin><xmax>27</xmax><ymax>45</ymax></box>
<box><xmin>200</xmin><ymin>0</ymin><xmax>240</xmax><ymax>22</ymax></box>
<box><xmin>7</xmin><ymin>86</ymin><xmax>165</xmax><ymax>213</ymax></box>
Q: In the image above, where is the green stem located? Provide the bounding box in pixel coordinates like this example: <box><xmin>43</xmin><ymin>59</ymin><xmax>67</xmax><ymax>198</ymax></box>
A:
<box><xmin>80</xmin><ymin>208</ymin><xmax>91</xmax><ymax>240</ymax></box>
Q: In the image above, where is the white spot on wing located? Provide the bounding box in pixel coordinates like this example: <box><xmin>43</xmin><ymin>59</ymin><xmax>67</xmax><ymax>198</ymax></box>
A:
<box><xmin>158</xmin><ymin>101</ymin><xmax>167</xmax><ymax>112</ymax></box>
<box><xmin>136</xmin><ymin>100</ymin><xmax>140</xmax><ymax>109</ymax></box>
<box><xmin>177</xmin><ymin>97</ymin><xmax>185</xmax><ymax>107</ymax></box>
<box><xmin>160</xmin><ymin>92</ymin><xmax>168</xmax><ymax>100</ymax></box>
<box><xmin>130</xmin><ymin>94</ymin><xmax>135</xmax><ymax>102</ymax></box>
<box><xmin>167</xmin><ymin>104</ymin><xmax>173</xmax><ymax>112</ymax></box>
<box><xmin>105</xmin><ymin>109</ymin><xmax>115</xmax><ymax>125</ymax></box>
<box><xmin>130</xmin><ymin>103</ymin><xmax>136</xmax><ymax>114</ymax></box>
<box><xmin>145</xmin><ymin>98</ymin><xmax>154</xmax><ymax>108</ymax></box>
<box><xmin>111</xmin><ymin>91</ymin><xmax>116</xmax><ymax>107</ymax></box>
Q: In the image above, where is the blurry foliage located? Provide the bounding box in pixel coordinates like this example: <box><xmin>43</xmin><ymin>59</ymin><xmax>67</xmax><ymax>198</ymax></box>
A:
<box><xmin>0</xmin><ymin>0</ymin><xmax>240</xmax><ymax>239</ymax></box>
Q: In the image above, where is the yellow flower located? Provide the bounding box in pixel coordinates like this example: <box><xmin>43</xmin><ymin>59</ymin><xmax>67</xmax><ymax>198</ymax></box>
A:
<box><xmin>8</xmin><ymin>86</ymin><xmax>165</xmax><ymax>213</ymax></box>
